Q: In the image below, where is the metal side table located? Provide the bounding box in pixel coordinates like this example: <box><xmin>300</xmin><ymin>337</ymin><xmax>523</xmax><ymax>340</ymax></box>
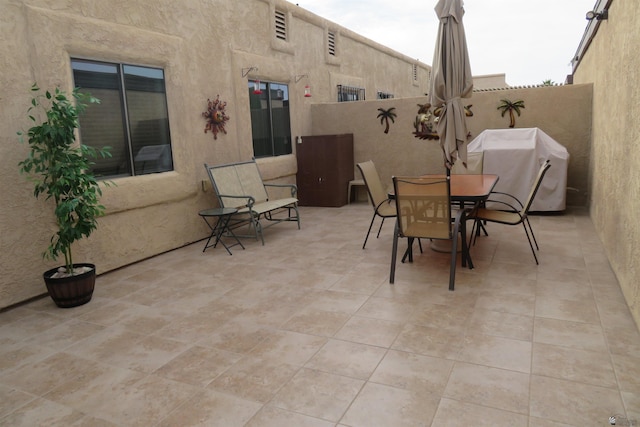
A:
<box><xmin>198</xmin><ymin>208</ymin><xmax>244</xmax><ymax>255</ymax></box>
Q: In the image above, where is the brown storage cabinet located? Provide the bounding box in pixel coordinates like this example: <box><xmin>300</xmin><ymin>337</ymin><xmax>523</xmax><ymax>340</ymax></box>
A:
<box><xmin>296</xmin><ymin>134</ymin><xmax>354</xmax><ymax>207</ymax></box>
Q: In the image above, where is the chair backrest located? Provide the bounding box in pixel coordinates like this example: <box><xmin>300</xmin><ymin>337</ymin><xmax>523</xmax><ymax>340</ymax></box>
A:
<box><xmin>521</xmin><ymin>160</ymin><xmax>552</xmax><ymax>215</ymax></box>
<box><xmin>205</xmin><ymin>160</ymin><xmax>269</xmax><ymax>208</ymax></box>
<box><xmin>451</xmin><ymin>151</ymin><xmax>483</xmax><ymax>174</ymax></box>
<box><xmin>393</xmin><ymin>176</ymin><xmax>452</xmax><ymax>240</ymax></box>
<box><xmin>357</xmin><ymin>160</ymin><xmax>390</xmax><ymax>209</ymax></box>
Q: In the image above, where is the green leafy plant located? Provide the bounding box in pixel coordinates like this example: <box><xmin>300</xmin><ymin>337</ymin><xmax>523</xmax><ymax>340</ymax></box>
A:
<box><xmin>17</xmin><ymin>84</ymin><xmax>111</xmax><ymax>275</ymax></box>
<box><xmin>497</xmin><ymin>99</ymin><xmax>525</xmax><ymax>128</ymax></box>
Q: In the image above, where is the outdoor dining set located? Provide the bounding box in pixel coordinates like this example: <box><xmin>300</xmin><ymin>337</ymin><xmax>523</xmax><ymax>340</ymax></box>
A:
<box><xmin>357</xmin><ymin>158</ymin><xmax>552</xmax><ymax>291</ymax></box>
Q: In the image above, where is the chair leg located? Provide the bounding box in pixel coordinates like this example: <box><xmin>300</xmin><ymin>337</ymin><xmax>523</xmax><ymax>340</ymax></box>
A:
<box><xmin>521</xmin><ymin>222</ymin><xmax>539</xmax><ymax>265</ymax></box>
<box><xmin>401</xmin><ymin>237</ymin><xmax>414</xmax><ymax>263</ymax></box>
<box><xmin>461</xmin><ymin>219</ymin><xmax>473</xmax><ymax>270</ymax></box>
<box><xmin>401</xmin><ymin>245</ymin><xmax>409</xmax><ymax>263</ymax></box>
<box><xmin>249</xmin><ymin>214</ymin><xmax>264</xmax><ymax>245</ymax></box>
<box><xmin>293</xmin><ymin>205</ymin><xmax>301</xmax><ymax>230</ymax></box>
<box><xmin>469</xmin><ymin>219</ymin><xmax>479</xmax><ymax>247</ymax></box>
<box><xmin>449</xmin><ymin>235</ymin><xmax>458</xmax><ymax>291</ymax></box>
<box><xmin>477</xmin><ymin>201</ymin><xmax>489</xmax><ymax>237</ymax></box>
<box><xmin>449</xmin><ymin>216</ymin><xmax>467</xmax><ymax>291</ymax></box>
<box><xmin>389</xmin><ymin>222</ymin><xmax>399</xmax><ymax>284</ymax></box>
<box><xmin>376</xmin><ymin>217</ymin><xmax>386</xmax><ymax>238</ymax></box>
<box><xmin>362</xmin><ymin>214</ymin><xmax>377</xmax><ymax>249</ymax></box>
<box><xmin>525</xmin><ymin>217</ymin><xmax>539</xmax><ymax>250</ymax></box>
<box><xmin>469</xmin><ymin>217</ymin><xmax>488</xmax><ymax>246</ymax></box>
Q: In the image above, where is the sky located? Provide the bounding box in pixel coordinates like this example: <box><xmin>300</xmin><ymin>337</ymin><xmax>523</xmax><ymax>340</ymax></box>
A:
<box><xmin>294</xmin><ymin>0</ymin><xmax>597</xmax><ymax>87</ymax></box>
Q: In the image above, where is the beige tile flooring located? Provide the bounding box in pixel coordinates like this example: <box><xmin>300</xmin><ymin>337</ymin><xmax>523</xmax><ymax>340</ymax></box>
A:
<box><xmin>1</xmin><ymin>203</ymin><xmax>639</xmax><ymax>426</ymax></box>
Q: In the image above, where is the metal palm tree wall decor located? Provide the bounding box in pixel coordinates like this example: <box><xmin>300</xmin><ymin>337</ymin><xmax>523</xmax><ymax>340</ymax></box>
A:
<box><xmin>497</xmin><ymin>99</ymin><xmax>525</xmax><ymax>128</ymax></box>
<box><xmin>377</xmin><ymin>107</ymin><xmax>397</xmax><ymax>134</ymax></box>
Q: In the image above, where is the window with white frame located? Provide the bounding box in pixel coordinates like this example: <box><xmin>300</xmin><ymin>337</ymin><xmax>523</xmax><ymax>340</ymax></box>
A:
<box><xmin>71</xmin><ymin>59</ymin><xmax>173</xmax><ymax>177</ymax></box>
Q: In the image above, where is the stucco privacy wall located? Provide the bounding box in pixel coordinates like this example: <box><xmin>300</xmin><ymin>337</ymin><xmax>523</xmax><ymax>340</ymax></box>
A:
<box><xmin>310</xmin><ymin>84</ymin><xmax>592</xmax><ymax>209</ymax></box>
<box><xmin>0</xmin><ymin>0</ymin><xmax>430</xmax><ymax>308</ymax></box>
<box><xmin>572</xmin><ymin>0</ymin><xmax>640</xmax><ymax>328</ymax></box>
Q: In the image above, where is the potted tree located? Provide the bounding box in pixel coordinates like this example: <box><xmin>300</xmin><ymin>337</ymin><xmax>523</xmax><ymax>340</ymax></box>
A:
<box><xmin>17</xmin><ymin>84</ymin><xmax>111</xmax><ymax>308</ymax></box>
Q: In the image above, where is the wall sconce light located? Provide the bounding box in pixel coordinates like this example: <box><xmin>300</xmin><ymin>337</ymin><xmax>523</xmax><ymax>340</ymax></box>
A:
<box><xmin>295</xmin><ymin>74</ymin><xmax>312</xmax><ymax>98</ymax></box>
<box><xmin>586</xmin><ymin>9</ymin><xmax>608</xmax><ymax>20</ymax></box>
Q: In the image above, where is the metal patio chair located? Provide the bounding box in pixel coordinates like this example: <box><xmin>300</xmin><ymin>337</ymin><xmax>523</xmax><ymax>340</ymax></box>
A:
<box><xmin>390</xmin><ymin>175</ymin><xmax>473</xmax><ymax>291</ymax></box>
<box><xmin>357</xmin><ymin>160</ymin><xmax>396</xmax><ymax>249</ymax></box>
<box><xmin>469</xmin><ymin>160</ymin><xmax>551</xmax><ymax>264</ymax></box>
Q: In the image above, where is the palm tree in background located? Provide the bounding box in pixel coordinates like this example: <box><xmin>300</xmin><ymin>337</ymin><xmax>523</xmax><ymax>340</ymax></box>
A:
<box><xmin>497</xmin><ymin>99</ymin><xmax>525</xmax><ymax>128</ymax></box>
<box><xmin>377</xmin><ymin>107</ymin><xmax>397</xmax><ymax>134</ymax></box>
<box><xmin>541</xmin><ymin>79</ymin><xmax>556</xmax><ymax>86</ymax></box>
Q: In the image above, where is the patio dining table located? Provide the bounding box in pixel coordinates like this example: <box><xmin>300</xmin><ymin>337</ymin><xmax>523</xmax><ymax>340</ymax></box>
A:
<box><xmin>389</xmin><ymin>173</ymin><xmax>499</xmax><ymax>205</ymax></box>
<box><xmin>448</xmin><ymin>173</ymin><xmax>500</xmax><ymax>206</ymax></box>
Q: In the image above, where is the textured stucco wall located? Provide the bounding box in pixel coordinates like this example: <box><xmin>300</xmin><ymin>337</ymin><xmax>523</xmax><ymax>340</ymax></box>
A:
<box><xmin>310</xmin><ymin>84</ymin><xmax>592</xmax><ymax>209</ymax></box>
<box><xmin>0</xmin><ymin>0</ymin><xmax>430</xmax><ymax>308</ymax></box>
<box><xmin>572</xmin><ymin>0</ymin><xmax>640</xmax><ymax>328</ymax></box>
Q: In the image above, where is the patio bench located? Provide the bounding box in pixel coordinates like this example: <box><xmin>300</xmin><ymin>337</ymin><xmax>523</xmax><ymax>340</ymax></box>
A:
<box><xmin>204</xmin><ymin>160</ymin><xmax>300</xmax><ymax>245</ymax></box>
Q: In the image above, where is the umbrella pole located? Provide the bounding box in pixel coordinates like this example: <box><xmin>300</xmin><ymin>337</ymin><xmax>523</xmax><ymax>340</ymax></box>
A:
<box><xmin>429</xmin><ymin>164</ymin><xmax>461</xmax><ymax>254</ymax></box>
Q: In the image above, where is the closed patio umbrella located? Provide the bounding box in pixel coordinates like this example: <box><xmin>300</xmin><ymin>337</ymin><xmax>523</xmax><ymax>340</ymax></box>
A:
<box><xmin>429</xmin><ymin>0</ymin><xmax>473</xmax><ymax>173</ymax></box>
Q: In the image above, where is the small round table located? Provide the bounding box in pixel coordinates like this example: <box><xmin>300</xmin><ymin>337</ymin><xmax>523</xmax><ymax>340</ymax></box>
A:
<box><xmin>198</xmin><ymin>208</ymin><xmax>244</xmax><ymax>255</ymax></box>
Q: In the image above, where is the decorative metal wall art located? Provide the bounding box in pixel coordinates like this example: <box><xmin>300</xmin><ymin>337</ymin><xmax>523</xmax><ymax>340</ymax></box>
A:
<box><xmin>377</xmin><ymin>107</ymin><xmax>397</xmax><ymax>134</ymax></box>
<box><xmin>202</xmin><ymin>95</ymin><xmax>230</xmax><ymax>139</ymax></box>
<box><xmin>497</xmin><ymin>99</ymin><xmax>524</xmax><ymax>128</ymax></box>
<box><xmin>413</xmin><ymin>103</ymin><xmax>439</xmax><ymax>140</ymax></box>
<box><xmin>413</xmin><ymin>103</ymin><xmax>474</xmax><ymax>140</ymax></box>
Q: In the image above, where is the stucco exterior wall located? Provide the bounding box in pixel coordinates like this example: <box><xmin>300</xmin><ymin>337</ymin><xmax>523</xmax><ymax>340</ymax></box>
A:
<box><xmin>0</xmin><ymin>0</ymin><xmax>430</xmax><ymax>308</ymax></box>
<box><xmin>572</xmin><ymin>0</ymin><xmax>640</xmax><ymax>327</ymax></box>
<box><xmin>310</xmin><ymin>84</ymin><xmax>592</xmax><ymax>209</ymax></box>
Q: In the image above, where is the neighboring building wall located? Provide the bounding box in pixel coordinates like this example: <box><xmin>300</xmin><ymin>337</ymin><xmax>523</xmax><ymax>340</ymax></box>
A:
<box><xmin>572</xmin><ymin>0</ymin><xmax>640</xmax><ymax>328</ymax></box>
<box><xmin>0</xmin><ymin>0</ymin><xmax>430</xmax><ymax>308</ymax></box>
<box><xmin>473</xmin><ymin>74</ymin><xmax>509</xmax><ymax>90</ymax></box>
<box><xmin>310</xmin><ymin>84</ymin><xmax>592</xmax><ymax>209</ymax></box>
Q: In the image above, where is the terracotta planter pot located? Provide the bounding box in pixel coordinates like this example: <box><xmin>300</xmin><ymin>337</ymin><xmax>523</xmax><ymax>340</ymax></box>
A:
<box><xmin>43</xmin><ymin>263</ymin><xmax>96</xmax><ymax>308</ymax></box>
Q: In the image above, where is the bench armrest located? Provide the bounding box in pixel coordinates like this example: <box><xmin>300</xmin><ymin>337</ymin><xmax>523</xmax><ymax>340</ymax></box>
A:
<box><xmin>218</xmin><ymin>193</ymin><xmax>256</xmax><ymax>208</ymax></box>
<box><xmin>264</xmin><ymin>183</ymin><xmax>298</xmax><ymax>198</ymax></box>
